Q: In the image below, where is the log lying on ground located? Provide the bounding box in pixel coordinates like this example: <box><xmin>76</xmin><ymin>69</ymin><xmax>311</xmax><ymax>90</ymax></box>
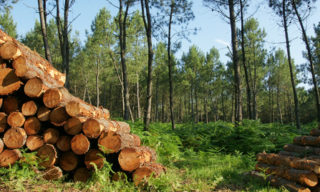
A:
<box><xmin>84</xmin><ymin>149</ymin><xmax>104</xmax><ymax>170</ymax></box>
<box><xmin>43</xmin><ymin>87</ymin><xmax>73</xmax><ymax>108</ymax></box>
<box><xmin>56</xmin><ymin>135</ymin><xmax>71</xmax><ymax>152</ymax></box>
<box><xmin>43</xmin><ymin>128</ymin><xmax>60</xmax><ymax>144</ymax></box>
<box><xmin>24</xmin><ymin>117</ymin><xmax>41</xmax><ymax>135</ymax></box>
<box><xmin>293</xmin><ymin>136</ymin><xmax>320</xmax><ymax>146</ymax></box>
<box><xmin>42</xmin><ymin>166</ymin><xmax>63</xmax><ymax>180</ymax></box>
<box><xmin>0</xmin><ymin>68</ymin><xmax>23</xmax><ymax>95</ymax></box>
<box><xmin>0</xmin><ymin>149</ymin><xmax>21</xmax><ymax>167</ymax></box>
<box><xmin>64</xmin><ymin>117</ymin><xmax>85</xmax><ymax>135</ymax></box>
<box><xmin>0</xmin><ymin>138</ymin><xmax>3</xmax><ymax>153</ymax></box>
<box><xmin>59</xmin><ymin>151</ymin><xmax>78</xmax><ymax>171</ymax></box>
<box><xmin>37</xmin><ymin>106</ymin><xmax>51</xmax><ymax>122</ymax></box>
<box><xmin>73</xmin><ymin>167</ymin><xmax>90</xmax><ymax>182</ymax></box>
<box><xmin>37</xmin><ymin>144</ymin><xmax>57</xmax><ymax>168</ymax></box>
<box><xmin>21</xmin><ymin>100</ymin><xmax>37</xmax><ymax>116</ymax></box>
<box><xmin>310</xmin><ymin>129</ymin><xmax>320</xmax><ymax>136</ymax></box>
<box><xmin>7</xmin><ymin>111</ymin><xmax>25</xmax><ymax>127</ymax></box>
<box><xmin>66</xmin><ymin>100</ymin><xmax>110</xmax><ymax>120</ymax></box>
<box><xmin>255</xmin><ymin>163</ymin><xmax>318</xmax><ymax>187</ymax></box>
<box><xmin>279</xmin><ymin>151</ymin><xmax>302</xmax><ymax>157</ymax></box>
<box><xmin>2</xmin><ymin>96</ymin><xmax>18</xmax><ymax>114</ymax></box>
<box><xmin>26</xmin><ymin>135</ymin><xmax>44</xmax><ymax>151</ymax></box>
<box><xmin>0</xmin><ymin>112</ymin><xmax>7</xmax><ymax>133</ymax></box>
<box><xmin>49</xmin><ymin>106</ymin><xmax>69</xmax><ymax>126</ymax></box>
<box><xmin>132</xmin><ymin>163</ymin><xmax>166</xmax><ymax>186</ymax></box>
<box><xmin>3</xmin><ymin>127</ymin><xmax>27</xmax><ymax>149</ymax></box>
<box><xmin>24</xmin><ymin>77</ymin><xmax>47</xmax><ymax>98</ymax></box>
<box><xmin>118</xmin><ymin>146</ymin><xmax>156</xmax><ymax>172</ymax></box>
<box><xmin>71</xmin><ymin>134</ymin><xmax>90</xmax><ymax>155</ymax></box>
<box><xmin>0</xmin><ymin>41</ymin><xmax>21</xmax><ymax>60</ymax></box>
<box><xmin>283</xmin><ymin>144</ymin><xmax>320</xmax><ymax>155</ymax></box>
<box><xmin>257</xmin><ymin>153</ymin><xmax>320</xmax><ymax>174</ymax></box>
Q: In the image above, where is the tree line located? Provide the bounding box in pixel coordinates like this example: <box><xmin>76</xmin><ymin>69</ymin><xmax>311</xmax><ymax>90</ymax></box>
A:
<box><xmin>0</xmin><ymin>0</ymin><xmax>320</xmax><ymax>130</ymax></box>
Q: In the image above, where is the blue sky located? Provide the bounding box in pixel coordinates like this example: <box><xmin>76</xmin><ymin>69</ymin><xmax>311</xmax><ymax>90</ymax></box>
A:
<box><xmin>9</xmin><ymin>0</ymin><xmax>320</xmax><ymax>81</ymax></box>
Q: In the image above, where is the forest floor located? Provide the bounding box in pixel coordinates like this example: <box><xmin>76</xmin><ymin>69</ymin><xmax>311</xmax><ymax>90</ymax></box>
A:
<box><xmin>0</xmin><ymin>120</ymin><xmax>314</xmax><ymax>192</ymax></box>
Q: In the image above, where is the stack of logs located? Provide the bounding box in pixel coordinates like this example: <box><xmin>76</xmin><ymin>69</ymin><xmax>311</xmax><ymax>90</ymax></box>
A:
<box><xmin>0</xmin><ymin>29</ymin><xmax>165</xmax><ymax>185</ymax></box>
<box><xmin>253</xmin><ymin>127</ymin><xmax>320</xmax><ymax>192</ymax></box>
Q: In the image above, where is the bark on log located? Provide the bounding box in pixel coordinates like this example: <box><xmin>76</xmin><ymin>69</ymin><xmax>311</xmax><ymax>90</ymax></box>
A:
<box><xmin>3</xmin><ymin>96</ymin><xmax>18</xmax><ymax>114</ymax></box>
<box><xmin>24</xmin><ymin>77</ymin><xmax>47</xmax><ymax>98</ymax></box>
<box><xmin>3</xmin><ymin>127</ymin><xmax>27</xmax><ymax>149</ymax></box>
<box><xmin>71</xmin><ymin>134</ymin><xmax>90</xmax><ymax>155</ymax></box>
<box><xmin>255</xmin><ymin>163</ymin><xmax>318</xmax><ymax>187</ymax></box>
<box><xmin>257</xmin><ymin>153</ymin><xmax>320</xmax><ymax>174</ymax></box>
<box><xmin>0</xmin><ymin>112</ymin><xmax>7</xmax><ymax>133</ymax></box>
<box><xmin>56</xmin><ymin>135</ymin><xmax>71</xmax><ymax>152</ymax></box>
<box><xmin>0</xmin><ymin>41</ymin><xmax>21</xmax><ymax>60</ymax></box>
<box><xmin>63</xmin><ymin>117</ymin><xmax>85</xmax><ymax>135</ymax></box>
<box><xmin>294</xmin><ymin>136</ymin><xmax>320</xmax><ymax>146</ymax></box>
<box><xmin>84</xmin><ymin>149</ymin><xmax>104</xmax><ymax>170</ymax></box>
<box><xmin>43</xmin><ymin>128</ymin><xmax>60</xmax><ymax>144</ymax></box>
<box><xmin>26</xmin><ymin>135</ymin><xmax>44</xmax><ymax>151</ymax></box>
<box><xmin>42</xmin><ymin>166</ymin><xmax>63</xmax><ymax>180</ymax></box>
<box><xmin>21</xmin><ymin>100</ymin><xmax>37</xmax><ymax>116</ymax></box>
<box><xmin>132</xmin><ymin>163</ymin><xmax>165</xmax><ymax>186</ymax></box>
<box><xmin>0</xmin><ymin>149</ymin><xmax>21</xmax><ymax>167</ymax></box>
<box><xmin>7</xmin><ymin>111</ymin><xmax>25</xmax><ymax>127</ymax></box>
<box><xmin>0</xmin><ymin>97</ymin><xmax>3</xmax><ymax>108</ymax></box>
<box><xmin>43</xmin><ymin>87</ymin><xmax>72</xmax><ymax>108</ymax></box>
<box><xmin>98</xmin><ymin>131</ymin><xmax>140</xmax><ymax>154</ymax></box>
<box><xmin>37</xmin><ymin>144</ymin><xmax>57</xmax><ymax>168</ymax></box>
<box><xmin>49</xmin><ymin>106</ymin><xmax>69</xmax><ymax>126</ymax></box>
<box><xmin>24</xmin><ymin>117</ymin><xmax>41</xmax><ymax>135</ymax></box>
<box><xmin>73</xmin><ymin>167</ymin><xmax>90</xmax><ymax>182</ymax></box>
<box><xmin>59</xmin><ymin>151</ymin><xmax>78</xmax><ymax>171</ymax></box>
<box><xmin>0</xmin><ymin>68</ymin><xmax>22</xmax><ymax>95</ymax></box>
<box><xmin>0</xmin><ymin>138</ymin><xmax>3</xmax><ymax>154</ymax></box>
<box><xmin>284</xmin><ymin>144</ymin><xmax>320</xmax><ymax>155</ymax></box>
<box><xmin>65</xmin><ymin>100</ymin><xmax>110</xmax><ymax>120</ymax></box>
<box><xmin>310</xmin><ymin>129</ymin><xmax>320</xmax><ymax>136</ymax></box>
<box><xmin>118</xmin><ymin>146</ymin><xmax>156</xmax><ymax>172</ymax></box>
<box><xmin>37</xmin><ymin>106</ymin><xmax>50</xmax><ymax>122</ymax></box>
<box><xmin>279</xmin><ymin>151</ymin><xmax>301</xmax><ymax>157</ymax></box>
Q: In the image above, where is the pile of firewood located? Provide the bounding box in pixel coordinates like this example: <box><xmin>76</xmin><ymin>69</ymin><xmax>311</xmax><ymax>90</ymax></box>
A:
<box><xmin>0</xmin><ymin>29</ymin><xmax>165</xmax><ymax>185</ymax></box>
<box><xmin>253</xmin><ymin>127</ymin><xmax>320</xmax><ymax>192</ymax></box>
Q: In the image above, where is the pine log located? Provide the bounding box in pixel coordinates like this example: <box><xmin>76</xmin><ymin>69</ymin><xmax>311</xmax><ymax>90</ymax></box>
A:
<box><xmin>132</xmin><ymin>163</ymin><xmax>165</xmax><ymax>186</ymax></box>
<box><xmin>37</xmin><ymin>106</ymin><xmax>51</xmax><ymax>122</ymax></box>
<box><xmin>56</xmin><ymin>135</ymin><xmax>71</xmax><ymax>152</ymax></box>
<box><xmin>0</xmin><ymin>149</ymin><xmax>21</xmax><ymax>167</ymax></box>
<box><xmin>0</xmin><ymin>97</ymin><xmax>3</xmax><ymax>108</ymax></box>
<box><xmin>42</xmin><ymin>166</ymin><xmax>63</xmax><ymax>180</ymax></box>
<box><xmin>59</xmin><ymin>151</ymin><xmax>78</xmax><ymax>171</ymax></box>
<box><xmin>43</xmin><ymin>128</ymin><xmax>60</xmax><ymax>144</ymax></box>
<box><xmin>49</xmin><ymin>106</ymin><xmax>69</xmax><ymax>126</ymax></box>
<box><xmin>43</xmin><ymin>87</ymin><xmax>72</xmax><ymax>108</ymax></box>
<box><xmin>37</xmin><ymin>144</ymin><xmax>57</xmax><ymax>168</ymax></box>
<box><xmin>257</xmin><ymin>153</ymin><xmax>320</xmax><ymax>174</ymax></box>
<box><xmin>293</xmin><ymin>136</ymin><xmax>320</xmax><ymax>146</ymax></box>
<box><xmin>0</xmin><ymin>41</ymin><xmax>21</xmax><ymax>60</ymax></box>
<box><xmin>65</xmin><ymin>100</ymin><xmax>110</xmax><ymax>120</ymax></box>
<box><xmin>3</xmin><ymin>127</ymin><xmax>27</xmax><ymax>149</ymax></box>
<box><xmin>0</xmin><ymin>29</ymin><xmax>13</xmax><ymax>44</ymax></box>
<box><xmin>310</xmin><ymin>129</ymin><xmax>320</xmax><ymax>136</ymax></box>
<box><xmin>7</xmin><ymin>111</ymin><xmax>25</xmax><ymax>127</ymax></box>
<box><xmin>118</xmin><ymin>146</ymin><xmax>157</xmax><ymax>172</ymax></box>
<box><xmin>0</xmin><ymin>68</ymin><xmax>22</xmax><ymax>95</ymax></box>
<box><xmin>73</xmin><ymin>167</ymin><xmax>90</xmax><ymax>182</ymax></box>
<box><xmin>255</xmin><ymin>163</ymin><xmax>318</xmax><ymax>187</ymax></box>
<box><xmin>284</xmin><ymin>144</ymin><xmax>320</xmax><ymax>155</ymax></box>
<box><xmin>24</xmin><ymin>117</ymin><xmax>41</xmax><ymax>135</ymax></box>
<box><xmin>0</xmin><ymin>112</ymin><xmax>7</xmax><ymax>133</ymax></box>
<box><xmin>21</xmin><ymin>100</ymin><xmax>37</xmax><ymax>116</ymax></box>
<box><xmin>3</xmin><ymin>96</ymin><xmax>18</xmax><ymax>114</ymax></box>
<box><xmin>24</xmin><ymin>77</ymin><xmax>47</xmax><ymax>98</ymax></box>
<box><xmin>71</xmin><ymin>134</ymin><xmax>90</xmax><ymax>155</ymax></box>
<box><xmin>279</xmin><ymin>151</ymin><xmax>301</xmax><ymax>157</ymax></box>
<box><xmin>98</xmin><ymin>131</ymin><xmax>140</xmax><ymax>154</ymax></box>
<box><xmin>0</xmin><ymin>138</ymin><xmax>3</xmax><ymax>154</ymax></box>
<box><xmin>84</xmin><ymin>149</ymin><xmax>104</xmax><ymax>170</ymax></box>
<box><xmin>82</xmin><ymin>118</ymin><xmax>105</xmax><ymax>139</ymax></box>
<box><xmin>63</xmin><ymin>117</ymin><xmax>85</xmax><ymax>135</ymax></box>
<box><xmin>26</xmin><ymin>135</ymin><xmax>44</xmax><ymax>151</ymax></box>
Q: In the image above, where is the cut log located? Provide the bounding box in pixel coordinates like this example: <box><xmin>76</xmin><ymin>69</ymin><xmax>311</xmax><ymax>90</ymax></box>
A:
<box><xmin>63</xmin><ymin>117</ymin><xmax>85</xmax><ymax>135</ymax></box>
<box><xmin>0</xmin><ymin>97</ymin><xmax>3</xmax><ymax>108</ymax></box>
<box><xmin>0</xmin><ymin>149</ymin><xmax>21</xmax><ymax>167</ymax></box>
<box><xmin>0</xmin><ymin>138</ymin><xmax>3</xmax><ymax>154</ymax></box>
<box><xmin>0</xmin><ymin>29</ymin><xmax>13</xmax><ymax>44</ymax></box>
<box><xmin>284</xmin><ymin>144</ymin><xmax>320</xmax><ymax>155</ymax></box>
<box><xmin>71</xmin><ymin>134</ymin><xmax>90</xmax><ymax>155</ymax></box>
<box><xmin>73</xmin><ymin>167</ymin><xmax>90</xmax><ymax>182</ymax></box>
<box><xmin>0</xmin><ymin>112</ymin><xmax>7</xmax><ymax>132</ymax></box>
<box><xmin>279</xmin><ymin>151</ymin><xmax>301</xmax><ymax>157</ymax></box>
<box><xmin>98</xmin><ymin>131</ymin><xmax>140</xmax><ymax>154</ymax></box>
<box><xmin>56</xmin><ymin>135</ymin><xmax>71</xmax><ymax>152</ymax></box>
<box><xmin>84</xmin><ymin>149</ymin><xmax>104</xmax><ymax>170</ymax></box>
<box><xmin>310</xmin><ymin>129</ymin><xmax>320</xmax><ymax>136</ymax></box>
<box><xmin>3</xmin><ymin>127</ymin><xmax>27</xmax><ymax>149</ymax></box>
<box><xmin>7</xmin><ymin>111</ymin><xmax>25</xmax><ymax>127</ymax></box>
<box><xmin>132</xmin><ymin>163</ymin><xmax>165</xmax><ymax>186</ymax></box>
<box><xmin>110</xmin><ymin>121</ymin><xmax>130</xmax><ymax>133</ymax></box>
<box><xmin>24</xmin><ymin>77</ymin><xmax>46</xmax><ymax>98</ymax></box>
<box><xmin>66</xmin><ymin>100</ymin><xmax>110</xmax><ymax>120</ymax></box>
<box><xmin>59</xmin><ymin>151</ymin><xmax>78</xmax><ymax>171</ymax></box>
<box><xmin>42</xmin><ymin>166</ymin><xmax>63</xmax><ymax>180</ymax></box>
<box><xmin>257</xmin><ymin>153</ymin><xmax>320</xmax><ymax>174</ymax></box>
<box><xmin>37</xmin><ymin>106</ymin><xmax>50</xmax><ymax>122</ymax></box>
<box><xmin>26</xmin><ymin>135</ymin><xmax>44</xmax><ymax>151</ymax></box>
<box><xmin>21</xmin><ymin>100</ymin><xmax>37</xmax><ymax>116</ymax></box>
<box><xmin>43</xmin><ymin>128</ymin><xmax>60</xmax><ymax>144</ymax></box>
<box><xmin>118</xmin><ymin>146</ymin><xmax>156</xmax><ymax>172</ymax></box>
<box><xmin>43</xmin><ymin>87</ymin><xmax>72</xmax><ymax>108</ymax></box>
<box><xmin>24</xmin><ymin>117</ymin><xmax>41</xmax><ymax>135</ymax></box>
<box><xmin>0</xmin><ymin>68</ymin><xmax>22</xmax><ymax>95</ymax></box>
<box><xmin>2</xmin><ymin>96</ymin><xmax>18</xmax><ymax>114</ymax></box>
<box><xmin>82</xmin><ymin>118</ymin><xmax>105</xmax><ymax>139</ymax></box>
<box><xmin>293</xmin><ymin>136</ymin><xmax>320</xmax><ymax>146</ymax></box>
<box><xmin>49</xmin><ymin>106</ymin><xmax>69</xmax><ymax>126</ymax></box>
<box><xmin>37</xmin><ymin>144</ymin><xmax>57</xmax><ymax>168</ymax></box>
<box><xmin>0</xmin><ymin>41</ymin><xmax>21</xmax><ymax>60</ymax></box>
<box><xmin>255</xmin><ymin>163</ymin><xmax>318</xmax><ymax>187</ymax></box>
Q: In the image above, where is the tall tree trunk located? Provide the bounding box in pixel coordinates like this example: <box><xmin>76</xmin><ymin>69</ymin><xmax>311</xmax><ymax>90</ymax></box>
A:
<box><xmin>228</xmin><ymin>0</ymin><xmax>242</xmax><ymax>125</ymax></box>
<box><xmin>38</xmin><ymin>0</ymin><xmax>52</xmax><ymax>63</ymax></box>
<box><xmin>96</xmin><ymin>59</ymin><xmax>100</xmax><ymax>107</ymax></box>
<box><xmin>282</xmin><ymin>0</ymin><xmax>301</xmax><ymax>129</ymax></box>
<box><xmin>195</xmin><ymin>87</ymin><xmax>199</xmax><ymax>123</ymax></box>
<box><xmin>161</xmin><ymin>93</ymin><xmax>165</xmax><ymax>123</ymax></box>
<box><xmin>141</xmin><ymin>0</ymin><xmax>153</xmax><ymax>131</ymax></box>
<box><xmin>221</xmin><ymin>92</ymin><xmax>226</xmax><ymax>121</ymax></box>
<box><xmin>204</xmin><ymin>97</ymin><xmax>208</xmax><ymax>124</ymax></box>
<box><xmin>292</xmin><ymin>0</ymin><xmax>320</xmax><ymax>122</ymax></box>
<box><xmin>240</xmin><ymin>0</ymin><xmax>252</xmax><ymax>119</ymax></box>
<box><xmin>155</xmin><ymin>76</ymin><xmax>159</xmax><ymax>121</ymax></box>
<box><xmin>190</xmin><ymin>84</ymin><xmax>194</xmax><ymax>122</ymax></box>
<box><xmin>277</xmin><ymin>86</ymin><xmax>283</xmax><ymax>124</ymax></box>
<box><xmin>136</xmin><ymin>73</ymin><xmax>141</xmax><ymax>120</ymax></box>
<box><xmin>167</xmin><ymin>2</ymin><xmax>175</xmax><ymax>130</ymax></box>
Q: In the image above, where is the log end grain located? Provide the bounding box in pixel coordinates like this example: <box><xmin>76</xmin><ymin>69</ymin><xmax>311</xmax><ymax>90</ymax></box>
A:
<box><xmin>21</xmin><ymin>101</ymin><xmax>37</xmax><ymax>116</ymax></box>
<box><xmin>49</xmin><ymin>106</ymin><xmax>69</xmax><ymax>126</ymax></box>
<box><xmin>37</xmin><ymin>144</ymin><xmax>57</xmax><ymax>169</ymax></box>
<box><xmin>24</xmin><ymin>77</ymin><xmax>45</xmax><ymax>98</ymax></box>
<box><xmin>43</xmin><ymin>128</ymin><xmax>60</xmax><ymax>144</ymax></box>
<box><xmin>0</xmin><ymin>41</ymin><xmax>21</xmax><ymax>60</ymax></box>
<box><xmin>3</xmin><ymin>127</ymin><xmax>27</xmax><ymax>149</ymax></box>
<box><xmin>3</xmin><ymin>96</ymin><xmax>18</xmax><ymax>114</ymax></box>
<box><xmin>84</xmin><ymin>149</ymin><xmax>104</xmax><ymax>170</ymax></box>
<box><xmin>43</xmin><ymin>166</ymin><xmax>63</xmax><ymax>180</ymax></box>
<box><xmin>43</xmin><ymin>88</ymin><xmax>62</xmax><ymax>108</ymax></box>
<box><xmin>0</xmin><ymin>149</ymin><xmax>21</xmax><ymax>167</ymax></box>
<box><xmin>132</xmin><ymin>163</ymin><xmax>165</xmax><ymax>186</ymax></box>
<box><xmin>71</xmin><ymin>134</ymin><xmax>90</xmax><ymax>155</ymax></box>
<box><xmin>12</xmin><ymin>56</ymin><xmax>27</xmax><ymax>77</ymax></box>
<box><xmin>63</xmin><ymin>117</ymin><xmax>84</xmax><ymax>135</ymax></box>
<box><xmin>0</xmin><ymin>112</ymin><xmax>7</xmax><ymax>133</ymax></box>
<box><xmin>24</xmin><ymin>117</ymin><xmax>41</xmax><ymax>135</ymax></box>
<box><xmin>37</xmin><ymin>106</ymin><xmax>50</xmax><ymax>122</ymax></box>
<box><xmin>59</xmin><ymin>151</ymin><xmax>78</xmax><ymax>171</ymax></box>
<box><xmin>0</xmin><ymin>68</ymin><xmax>22</xmax><ymax>95</ymax></box>
<box><xmin>56</xmin><ymin>135</ymin><xmax>71</xmax><ymax>152</ymax></box>
<box><xmin>83</xmin><ymin>118</ymin><xmax>104</xmax><ymax>139</ymax></box>
<box><xmin>26</xmin><ymin>135</ymin><xmax>44</xmax><ymax>151</ymax></box>
<box><xmin>98</xmin><ymin>131</ymin><xmax>121</xmax><ymax>154</ymax></box>
<box><xmin>73</xmin><ymin>167</ymin><xmax>90</xmax><ymax>182</ymax></box>
<box><xmin>7</xmin><ymin>111</ymin><xmax>25</xmax><ymax>127</ymax></box>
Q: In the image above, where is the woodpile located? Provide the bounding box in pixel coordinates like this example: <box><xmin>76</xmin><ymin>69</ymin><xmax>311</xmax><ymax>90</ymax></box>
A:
<box><xmin>0</xmin><ymin>29</ymin><xmax>165</xmax><ymax>184</ymax></box>
<box><xmin>254</xmin><ymin>126</ymin><xmax>320</xmax><ymax>192</ymax></box>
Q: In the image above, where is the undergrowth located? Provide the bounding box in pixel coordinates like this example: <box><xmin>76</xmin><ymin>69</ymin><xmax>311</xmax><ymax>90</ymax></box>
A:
<box><xmin>0</xmin><ymin>120</ymin><xmax>315</xmax><ymax>191</ymax></box>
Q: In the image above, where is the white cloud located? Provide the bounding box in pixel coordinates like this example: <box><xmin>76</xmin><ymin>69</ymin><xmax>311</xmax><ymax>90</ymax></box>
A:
<box><xmin>215</xmin><ymin>39</ymin><xmax>230</xmax><ymax>48</ymax></box>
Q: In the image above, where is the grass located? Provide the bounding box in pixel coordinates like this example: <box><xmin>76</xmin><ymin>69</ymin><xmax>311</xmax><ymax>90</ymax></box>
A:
<box><xmin>0</xmin><ymin>120</ymin><xmax>316</xmax><ymax>191</ymax></box>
